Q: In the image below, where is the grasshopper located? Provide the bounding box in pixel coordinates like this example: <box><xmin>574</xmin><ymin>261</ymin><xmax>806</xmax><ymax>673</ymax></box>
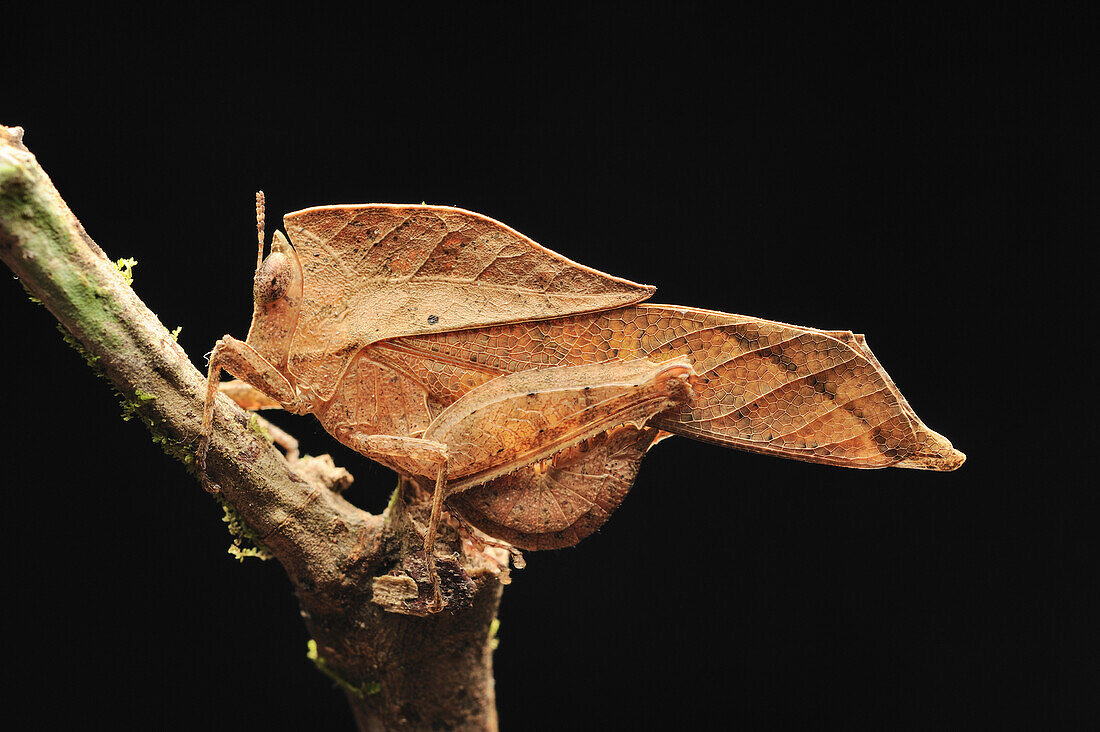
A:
<box><xmin>199</xmin><ymin>194</ymin><xmax>963</xmax><ymax>610</ymax></box>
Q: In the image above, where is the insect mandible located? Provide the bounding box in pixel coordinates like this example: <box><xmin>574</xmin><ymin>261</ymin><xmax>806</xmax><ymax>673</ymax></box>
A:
<box><xmin>198</xmin><ymin>193</ymin><xmax>964</xmax><ymax>610</ymax></box>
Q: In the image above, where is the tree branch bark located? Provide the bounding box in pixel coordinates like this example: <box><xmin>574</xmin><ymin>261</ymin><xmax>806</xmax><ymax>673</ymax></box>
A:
<box><xmin>0</xmin><ymin>125</ymin><xmax>502</xmax><ymax>731</ymax></box>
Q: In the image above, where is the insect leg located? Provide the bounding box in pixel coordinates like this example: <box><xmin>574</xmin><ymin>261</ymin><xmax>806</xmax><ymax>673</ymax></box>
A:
<box><xmin>342</xmin><ymin>432</ymin><xmax>451</xmax><ymax>611</ymax></box>
<box><xmin>419</xmin><ymin>358</ymin><xmax>694</xmax><ymax>495</ymax></box>
<box><xmin>214</xmin><ymin>380</ymin><xmax>299</xmax><ymax>461</ymax></box>
<box><xmin>217</xmin><ymin>379</ymin><xmax>284</xmax><ymax>410</ymax></box>
<box><xmin>198</xmin><ymin>335</ymin><xmax>297</xmax><ymax>487</ymax></box>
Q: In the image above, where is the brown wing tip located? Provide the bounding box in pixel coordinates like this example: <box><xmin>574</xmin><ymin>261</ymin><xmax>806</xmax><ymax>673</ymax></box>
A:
<box><xmin>895</xmin><ymin>427</ymin><xmax>966</xmax><ymax>471</ymax></box>
<box><xmin>896</xmin><ymin>447</ymin><xmax>966</xmax><ymax>472</ymax></box>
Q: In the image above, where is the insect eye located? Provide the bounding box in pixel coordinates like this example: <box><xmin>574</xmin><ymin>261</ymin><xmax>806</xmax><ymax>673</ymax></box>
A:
<box><xmin>254</xmin><ymin>252</ymin><xmax>292</xmax><ymax>305</ymax></box>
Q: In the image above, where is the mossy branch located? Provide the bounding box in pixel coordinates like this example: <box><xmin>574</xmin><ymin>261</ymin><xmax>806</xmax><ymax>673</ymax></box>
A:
<box><xmin>0</xmin><ymin>124</ymin><xmax>356</xmax><ymax>571</ymax></box>
<box><xmin>0</xmin><ymin>125</ymin><xmax>503</xmax><ymax>731</ymax></box>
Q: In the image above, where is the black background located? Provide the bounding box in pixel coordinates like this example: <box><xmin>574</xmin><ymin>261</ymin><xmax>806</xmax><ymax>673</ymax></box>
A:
<box><xmin>4</xmin><ymin>6</ymin><xmax>1086</xmax><ymax>730</ymax></box>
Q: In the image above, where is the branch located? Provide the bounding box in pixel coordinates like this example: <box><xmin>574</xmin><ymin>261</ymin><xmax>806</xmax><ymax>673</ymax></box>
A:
<box><xmin>0</xmin><ymin>125</ymin><xmax>503</xmax><ymax>731</ymax></box>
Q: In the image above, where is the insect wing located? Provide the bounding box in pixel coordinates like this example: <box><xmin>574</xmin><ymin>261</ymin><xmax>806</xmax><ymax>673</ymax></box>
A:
<box><xmin>282</xmin><ymin>205</ymin><xmax>655</xmax><ymax>400</ymax></box>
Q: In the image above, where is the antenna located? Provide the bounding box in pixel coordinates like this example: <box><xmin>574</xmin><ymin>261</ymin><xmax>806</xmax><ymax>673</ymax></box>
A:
<box><xmin>255</xmin><ymin>191</ymin><xmax>266</xmax><ymax>272</ymax></box>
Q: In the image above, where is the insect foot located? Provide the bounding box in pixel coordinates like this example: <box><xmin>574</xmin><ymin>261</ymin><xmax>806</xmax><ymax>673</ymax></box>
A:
<box><xmin>370</xmin><ymin>476</ymin><xmax>500</xmax><ymax>615</ymax></box>
<box><xmin>371</xmin><ymin>551</ymin><xmax>476</xmax><ymax>617</ymax></box>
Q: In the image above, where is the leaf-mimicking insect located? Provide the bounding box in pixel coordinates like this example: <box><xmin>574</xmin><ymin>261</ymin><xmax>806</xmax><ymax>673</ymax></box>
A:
<box><xmin>199</xmin><ymin>193</ymin><xmax>964</xmax><ymax>610</ymax></box>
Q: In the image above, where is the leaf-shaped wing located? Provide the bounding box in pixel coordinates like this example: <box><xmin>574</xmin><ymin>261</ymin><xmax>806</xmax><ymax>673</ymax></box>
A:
<box><xmin>282</xmin><ymin>205</ymin><xmax>655</xmax><ymax>399</ymax></box>
<box><xmin>391</xmin><ymin>304</ymin><xmax>965</xmax><ymax>471</ymax></box>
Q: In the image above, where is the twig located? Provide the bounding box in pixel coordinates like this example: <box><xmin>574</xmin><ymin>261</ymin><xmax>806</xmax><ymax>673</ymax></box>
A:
<box><xmin>0</xmin><ymin>125</ymin><xmax>502</xmax><ymax>731</ymax></box>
